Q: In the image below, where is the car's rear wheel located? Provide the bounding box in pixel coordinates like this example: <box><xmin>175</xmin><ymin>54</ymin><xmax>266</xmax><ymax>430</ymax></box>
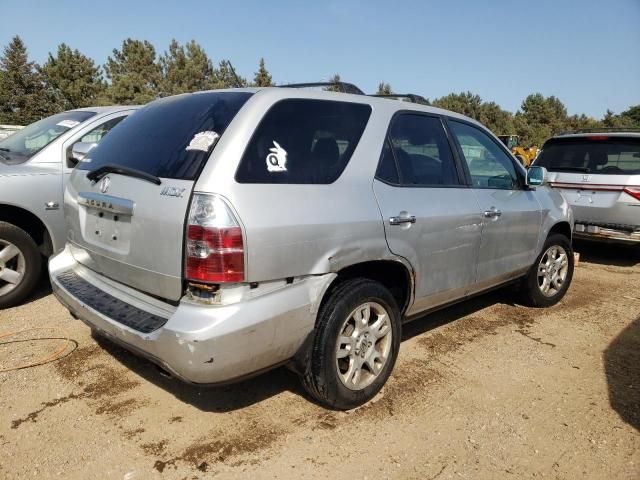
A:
<box><xmin>0</xmin><ymin>222</ymin><xmax>41</xmax><ymax>309</ymax></box>
<box><xmin>520</xmin><ymin>233</ymin><xmax>574</xmax><ymax>308</ymax></box>
<box><xmin>301</xmin><ymin>278</ymin><xmax>401</xmax><ymax>410</ymax></box>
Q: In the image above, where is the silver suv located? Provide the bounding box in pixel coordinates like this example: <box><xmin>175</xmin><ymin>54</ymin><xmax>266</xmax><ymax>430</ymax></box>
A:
<box><xmin>49</xmin><ymin>86</ymin><xmax>574</xmax><ymax>409</ymax></box>
<box><xmin>0</xmin><ymin>106</ymin><xmax>137</xmax><ymax>308</ymax></box>
<box><xmin>533</xmin><ymin>130</ymin><xmax>640</xmax><ymax>243</ymax></box>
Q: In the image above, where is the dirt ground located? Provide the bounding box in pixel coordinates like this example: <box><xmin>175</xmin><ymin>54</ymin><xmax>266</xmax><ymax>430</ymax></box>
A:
<box><xmin>1</xmin><ymin>241</ymin><xmax>638</xmax><ymax>480</ymax></box>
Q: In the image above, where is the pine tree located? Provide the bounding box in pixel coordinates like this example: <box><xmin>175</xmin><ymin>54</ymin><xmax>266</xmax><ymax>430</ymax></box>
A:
<box><xmin>324</xmin><ymin>73</ymin><xmax>342</xmax><ymax>92</ymax></box>
<box><xmin>252</xmin><ymin>58</ymin><xmax>273</xmax><ymax>87</ymax></box>
<box><xmin>41</xmin><ymin>43</ymin><xmax>105</xmax><ymax>110</ymax></box>
<box><xmin>102</xmin><ymin>39</ymin><xmax>161</xmax><ymax>105</ymax></box>
<box><xmin>0</xmin><ymin>36</ymin><xmax>57</xmax><ymax>124</ymax></box>
<box><xmin>212</xmin><ymin>60</ymin><xmax>247</xmax><ymax>89</ymax></box>
<box><xmin>376</xmin><ymin>82</ymin><xmax>393</xmax><ymax>95</ymax></box>
<box><xmin>159</xmin><ymin>39</ymin><xmax>215</xmax><ymax>95</ymax></box>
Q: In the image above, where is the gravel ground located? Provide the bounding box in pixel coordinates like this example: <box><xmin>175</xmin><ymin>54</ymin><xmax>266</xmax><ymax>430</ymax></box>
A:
<box><xmin>1</xmin><ymin>241</ymin><xmax>638</xmax><ymax>479</ymax></box>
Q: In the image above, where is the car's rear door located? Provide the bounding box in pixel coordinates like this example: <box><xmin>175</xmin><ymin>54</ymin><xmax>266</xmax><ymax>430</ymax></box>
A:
<box><xmin>446</xmin><ymin>119</ymin><xmax>542</xmax><ymax>289</ymax></box>
<box><xmin>373</xmin><ymin>113</ymin><xmax>483</xmax><ymax>315</ymax></box>
<box><xmin>64</xmin><ymin>92</ymin><xmax>252</xmax><ymax>301</ymax></box>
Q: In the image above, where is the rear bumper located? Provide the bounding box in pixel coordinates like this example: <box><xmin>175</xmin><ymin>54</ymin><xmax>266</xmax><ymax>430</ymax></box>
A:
<box><xmin>49</xmin><ymin>245</ymin><xmax>335</xmax><ymax>384</ymax></box>
<box><xmin>574</xmin><ymin>222</ymin><xmax>640</xmax><ymax>244</ymax></box>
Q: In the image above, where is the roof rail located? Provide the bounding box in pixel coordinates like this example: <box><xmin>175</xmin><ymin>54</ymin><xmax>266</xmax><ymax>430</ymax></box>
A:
<box><xmin>370</xmin><ymin>94</ymin><xmax>430</xmax><ymax>106</ymax></box>
<box><xmin>279</xmin><ymin>82</ymin><xmax>364</xmax><ymax>95</ymax></box>
<box><xmin>567</xmin><ymin>127</ymin><xmax>640</xmax><ymax>134</ymax></box>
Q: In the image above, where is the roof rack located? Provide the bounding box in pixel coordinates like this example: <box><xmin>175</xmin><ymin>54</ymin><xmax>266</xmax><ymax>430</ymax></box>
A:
<box><xmin>370</xmin><ymin>94</ymin><xmax>430</xmax><ymax>106</ymax></box>
<box><xmin>566</xmin><ymin>127</ymin><xmax>640</xmax><ymax>134</ymax></box>
<box><xmin>280</xmin><ymin>82</ymin><xmax>364</xmax><ymax>95</ymax></box>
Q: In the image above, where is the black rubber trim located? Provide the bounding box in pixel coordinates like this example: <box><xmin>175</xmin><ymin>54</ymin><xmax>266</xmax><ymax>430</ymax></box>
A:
<box><xmin>56</xmin><ymin>270</ymin><xmax>168</xmax><ymax>333</ymax></box>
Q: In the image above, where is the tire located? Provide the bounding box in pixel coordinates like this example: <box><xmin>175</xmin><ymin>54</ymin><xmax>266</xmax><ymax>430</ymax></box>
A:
<box><xmin>520</xmin><ymin>233</ymin><xmax>574</xmax><ymax>308</ymax></box>
<box><xmin>301</xmin><ymin>278</ymin><xmax>401</xmax><ymax>410</ymax></box>
<box><xmin>0</xmin><ymin>222</ymin><xmax>42</xmax><ymax>309</ymax></box>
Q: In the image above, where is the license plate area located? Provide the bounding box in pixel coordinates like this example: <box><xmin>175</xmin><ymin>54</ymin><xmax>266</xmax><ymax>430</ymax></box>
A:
<box><xmin>78</xmin><ymin>192</ymin><xmax>134</xmax><ymax>254</ymax></box>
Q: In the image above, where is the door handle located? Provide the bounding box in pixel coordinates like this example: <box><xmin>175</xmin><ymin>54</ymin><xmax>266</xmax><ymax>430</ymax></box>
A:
<box><xmin>483</xmin><ymin>208</ymin><xmax>502</xmax><ymax>218</ymax></box>
<box><xmin>389</xmin><ymin>215</ymin><xmax>416</xmax><ymax>225</ymax></box>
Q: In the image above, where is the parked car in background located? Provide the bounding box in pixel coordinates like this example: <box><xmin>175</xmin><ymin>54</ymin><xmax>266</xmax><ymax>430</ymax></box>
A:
<box><xmin>0</xmin><ymin>106</ymin><xmax>138</xmax><ymax>307</ymax></box>
<box><xmin>49</xmin><ymin>85</ymin><xmax>574</xmax><ymax>410</ymax></box>
<box><xmin>533</xmin><ymin>130</ymin><xmax>640</xmax><ymax>244</ymax></box>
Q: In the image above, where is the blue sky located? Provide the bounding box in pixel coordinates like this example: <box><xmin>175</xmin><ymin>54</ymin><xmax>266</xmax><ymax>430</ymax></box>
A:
<box><xmin>2</xmin><ymin>0</ymin><xmax>639</xmax><ymax>117</ymax></box>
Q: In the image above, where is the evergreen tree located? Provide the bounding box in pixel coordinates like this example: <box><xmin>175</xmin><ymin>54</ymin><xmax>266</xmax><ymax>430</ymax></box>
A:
<box><xmin>0</xmin><ymin>35</ymin><xmax>57</xmax><ymax>124</ymax></box>
<box><xmin>212</xmin><ymin>60</ymin><xmax>247</xmax><ymax>89</ymax></box>
<box><xmin>376</xmin><ymin>82</ymin><xmax>393</xmax><ymax>95</ymax></box>
<box><xmin>324</xmin><ymin>73</ymin><xmax>342</xmax><ymax>92</ymax></box>
<box><xmin>252</xmin><ymin>58</ymin><xmax>273</xmax><ymax>87</ymax></box>
<box><xmin>159</xmin><ymin>39</ymin><xmax>215</xmax><ymax>95</ymax></box>
<box><xmin>40</xmin><ymin>43</ymin><xmax>105</xmax><ymax>110</ymax></box>
<box><xmin>102</xmin><ymin>39</ymin><xmax>161</xmax><ymax>105</ymax></box>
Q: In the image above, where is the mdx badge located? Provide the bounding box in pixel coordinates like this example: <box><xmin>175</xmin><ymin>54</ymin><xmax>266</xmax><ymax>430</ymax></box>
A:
<box><xmin>160</xmin><ymin>186</ymin><xmax>187</xmax><ymax>198</ymax></box>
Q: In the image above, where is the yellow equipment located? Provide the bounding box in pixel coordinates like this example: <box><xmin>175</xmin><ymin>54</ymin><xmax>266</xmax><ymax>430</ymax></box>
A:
<box><xmin>497</xmin><ymin>135</ymin><xmax>540</xmax><ymax>167</ymax></box>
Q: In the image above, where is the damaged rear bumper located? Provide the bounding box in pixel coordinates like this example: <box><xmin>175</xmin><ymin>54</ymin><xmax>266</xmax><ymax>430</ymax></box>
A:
<box><xmin>49</xmin><ymin>245</ymin><xmax>335</xmax><ymax>385</ymax></box>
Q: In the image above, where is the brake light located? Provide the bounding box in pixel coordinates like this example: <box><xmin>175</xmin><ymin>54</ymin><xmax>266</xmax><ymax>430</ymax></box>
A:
<box><xmin>623</xmin><ymin>187</ymin><xmax>640</xmax><ymax>201</ymax></box>
<box><xmin>185</xmin><ymin>194</ymin><xmax>244</xmax><ymax>283</ymax></box>
<box><xmin>587</xmin><ymin>136</ymin><xmax>609</xmax><ymax>141</ymax></box>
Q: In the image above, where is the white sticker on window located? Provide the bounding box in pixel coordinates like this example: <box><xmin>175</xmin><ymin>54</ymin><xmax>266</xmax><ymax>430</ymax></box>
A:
<box><xmin>56</xmin><ymin>119</ymin><xmax>80</xmax><ymax>129</ymax></box>
<box><xmin>266</xmin><ymin>141</ymin><xmax>287</xmax><ymax>172</ymax></box>
<box><xmin>186</xmin><ymin>131</ymin><xmax>220</xmax><ymax>152</ymax></box>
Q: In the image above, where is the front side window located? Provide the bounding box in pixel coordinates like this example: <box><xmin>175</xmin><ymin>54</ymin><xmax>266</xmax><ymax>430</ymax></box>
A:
<box><xmin>382</xmin><ymin>114</ymin><xmax>459</xmax><ymax>186</ymax></box>
<box><xmin>235</xmin><ymin>99</ymin><xmax>372</xmax><ymax>184</ymax></box>
<box><xmin>449</xmin><ymin>120</ymin><xmax>519</xmax><ymax>190</ymax></box>
<box><xmin>0</xmin><ymin>111</ymin><xmax>95</xmax><ymax>165</ymax></box>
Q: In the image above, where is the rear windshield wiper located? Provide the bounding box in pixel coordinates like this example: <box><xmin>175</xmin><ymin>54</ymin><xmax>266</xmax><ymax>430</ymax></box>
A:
<box><xmin>0</xmin><ymin>147</ymin><xmax>10</xmax><ymax>152</ymax></box>
<box><xmin>87</xmin><ymin>164</ymin><xmax>162</xmax><ymax>185</ymax></box>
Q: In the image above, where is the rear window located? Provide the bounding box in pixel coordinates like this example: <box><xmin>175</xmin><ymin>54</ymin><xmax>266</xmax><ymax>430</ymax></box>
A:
<box><xmin>78</xmin><ymin>92</ymin><xmax>252</xmax><ymax>180</ymax></box>
<box><xmin>235</xmin><ymin>99</ymin><xmax>372</xmax><ymax>184</ymax></box>
<box><xmin>535</xmin><ymin>137</ymin><xmax>640</xmax><ymax>175</ymax></box>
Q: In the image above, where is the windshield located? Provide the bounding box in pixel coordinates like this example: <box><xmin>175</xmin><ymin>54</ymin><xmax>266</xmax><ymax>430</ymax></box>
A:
<box><xmin>535</xmin><ymin>137</ymin><xmax>640</xmax><ymax>175</ymax></box>
<box><xmin>0</xmin><ymin>111</ymin><xmax>95</xmax><ymax>165</ymax></box>
<box><xmin>78</xmin><ymin>92</ymin><xmax>253</xmax><ymax>180</ymax></box>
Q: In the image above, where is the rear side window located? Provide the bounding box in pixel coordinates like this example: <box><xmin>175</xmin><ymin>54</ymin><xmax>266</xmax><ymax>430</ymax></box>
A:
<box><xmin>378</xmin><ymin>114</ymin><xmax>459</xmax><ymax>186</ymax></box>
<box><xmin>535</xmin><ymin>137</ymin><xmax>640</xmax><ymax>175</ymax></box>
<box><xmin>235</xmin><ymin>99</ymin><xmax>371</xmax><ymax>184</ymax></box>
<box><xmin>78</xmin><ymin>92</ymin><xmax>252</xmax><ymax>180</ymax></box>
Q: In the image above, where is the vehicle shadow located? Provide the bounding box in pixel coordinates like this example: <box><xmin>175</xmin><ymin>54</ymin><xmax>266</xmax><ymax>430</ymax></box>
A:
<box><xmin>603</xmin><ymin>316</ymin><xmax>640</xmax><ymax>431</ymax></box>
<box><xmin>573</xmin><ymin>240</ymin><xmax>640</xmax><ymax>267</ymax></box>
<box><xmin>94</xmin><ymin>287</ymin><xmax>514</xmax><ymax>413</ymax></box>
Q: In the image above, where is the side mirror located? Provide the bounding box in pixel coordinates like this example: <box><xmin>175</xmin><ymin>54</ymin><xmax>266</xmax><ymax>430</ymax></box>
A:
<box><xmin>68</xmin><ymin>141</ymin><xmax>97</xmax><ymax>166</ymax></box>
<box><xmin>527</xmin><ymin>165</ymin><xmax>548</xmax><ymax>187</ymax></box>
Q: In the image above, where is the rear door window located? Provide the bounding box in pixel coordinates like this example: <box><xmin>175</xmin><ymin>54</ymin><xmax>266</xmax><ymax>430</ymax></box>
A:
<box><xmin>78</xmin><ymin>92</ymin><xmax>252</xmax><ymax>180</ymax></box>
<box><xmin>535</xmin><ymin>137</ymin><xmax>640</xmax><ymax>175</ymax></box>
<box><xmin>379</xmin><ymin>114</ymin><xmax>460</xmax><ymax>186</ymax></box>
<box><xmin>235</xmin><ymin>99</ymin><xmax>372</xmax><ymax>184</ymax></box>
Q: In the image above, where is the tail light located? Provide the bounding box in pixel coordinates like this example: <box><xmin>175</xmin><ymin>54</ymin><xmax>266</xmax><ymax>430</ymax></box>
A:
<box><xmin>623</xmin><ymin>187</ymin><xmax>640</xmax><ymax>201</ymax></box>
<box><xmin>185</xmin><ymin>194</ymin><xmax>244</xmax><ymax>283</ymax></box>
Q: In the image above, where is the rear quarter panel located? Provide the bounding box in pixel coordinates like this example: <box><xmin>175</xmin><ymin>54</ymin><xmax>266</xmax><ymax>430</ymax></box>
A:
<box><xmin>194</xmin><ymin>90</ymin><xmax>402</xmax><ymax>283</ymax></box>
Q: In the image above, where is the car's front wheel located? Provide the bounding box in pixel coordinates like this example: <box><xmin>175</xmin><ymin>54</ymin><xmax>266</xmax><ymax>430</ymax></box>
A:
<box><xmin>0</xmin><ymin>222</ymin><xmax>42</xmax><ymax>309</ymax></box>
<box><xmin>521</xmin><ymin>233</ymin><xmax>574</xmax><ymax>308</ymax></box>
<box><xmin>301</xmin><ymin>278</ymin><xmax>401</xmax><ymax>410</ymax></box>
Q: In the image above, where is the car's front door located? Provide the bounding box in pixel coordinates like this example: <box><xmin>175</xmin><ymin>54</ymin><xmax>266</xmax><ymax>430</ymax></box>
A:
<box><xmin>447</xmin><ymin>119</ymin><xmax>542</xmax><ymax>290</ymax></box>
<box><xmin>373</xmin><ymin>113</ymin><xmax>483</xmax><ymax>315</ymax></box>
